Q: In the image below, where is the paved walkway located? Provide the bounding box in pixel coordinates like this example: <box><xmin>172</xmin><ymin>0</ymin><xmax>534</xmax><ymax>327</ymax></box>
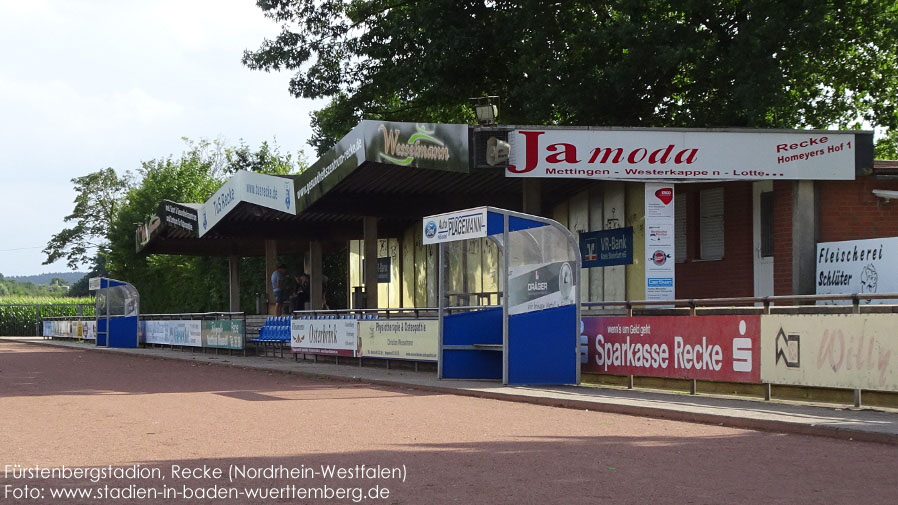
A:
<box><xmin>6</xmin><ymin>337</ymin><xmax>898</xmax><ymax>444</ymax></box>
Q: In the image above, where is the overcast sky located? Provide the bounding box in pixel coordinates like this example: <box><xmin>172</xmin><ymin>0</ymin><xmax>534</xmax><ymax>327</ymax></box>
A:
<box><xmin>0</xmin><ymin>0</ymin><xmax>322</xmax><ymax>276</ymax></box>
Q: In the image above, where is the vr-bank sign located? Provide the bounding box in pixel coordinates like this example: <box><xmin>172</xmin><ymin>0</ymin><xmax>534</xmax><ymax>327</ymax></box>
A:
<box><xmin>506</xmin><ymin>129</ymin><xmax>858</xmax><ymax>180</ymax></box>
<box><xmin>422</xmin><ymin>207</ymin><xmax>488</xmax><ymax>245</ymax></box>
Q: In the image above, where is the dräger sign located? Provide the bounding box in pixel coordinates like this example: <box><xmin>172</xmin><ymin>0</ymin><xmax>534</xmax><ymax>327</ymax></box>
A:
<box><xmin>582</xmin><ymin>316</ymin><xmax>760</xmax><ymax>383</ymax></box>
<box><xmin>506</xmin><ymin>129</ymin><xmax>859</xmax><ymax>180</ymax></box>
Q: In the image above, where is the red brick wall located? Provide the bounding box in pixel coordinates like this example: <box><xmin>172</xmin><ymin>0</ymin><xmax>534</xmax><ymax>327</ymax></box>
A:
<box><xmin>772</xmin><ymin>181</ymin><xmax>793</xmax><ymax>295</ymax></box>
<box><xmin>818</xmin><ymin>177</ymin><xmax>898</xmax><ymax>242</ymax></box>
<box><xmin>675</xmin><ymin>182</ymin><xmax>754</xmax><ymax>298</ymax></box>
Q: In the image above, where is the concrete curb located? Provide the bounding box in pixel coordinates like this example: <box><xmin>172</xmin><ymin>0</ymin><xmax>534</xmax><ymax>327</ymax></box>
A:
<box><xmin>11</xmin><ymin>338</ymin><xmax>898</xmax><ymax>446</ymax></box>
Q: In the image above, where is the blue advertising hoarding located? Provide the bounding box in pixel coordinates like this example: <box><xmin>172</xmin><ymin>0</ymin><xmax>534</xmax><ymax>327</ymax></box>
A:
<box><xmin>579</xmin><ymin>227</ymin><xmax>633</xmax><ymax>268</ymax></box>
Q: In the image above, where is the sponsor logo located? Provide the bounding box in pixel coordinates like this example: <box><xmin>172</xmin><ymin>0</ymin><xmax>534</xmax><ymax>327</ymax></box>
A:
<box><xmin>378</xmin><ymin>123</ymin><xmax>450</xmax><ymax>166</ymax></box>
<box><xmin>202</xmin><ymin>209</ymin><xmax>208</xmax><ymax>230</ymax></box>
<box><xmin>654</xmin><ymin>188</ymin><xmax>673</xmax><ymax>205</ymax></box>
<box><xmin>284</xmin><ymin>180</ymin><xmax>292</xmax><ymax>210</ymax></box>
<box><xmin>527</xmin><ymin>269</ymin><xmax>548</xmax><ymax>292</ymax></box>
<box><xmin>559</xmin><ymin>262</ymin><xmax>574</xmax><ymax>302</ymax></box>
<box><xmin>651</xmin><ymin>250</ymin><xmax>669</xmax><ymax>266</ymax></box>
<box><xmin>424</xmin><ymin>220</ymin><xmax>437</xmax><ymax>239</ymax></box>
<box><xmin>508</xmin><ymin>130</ymin><xmax>699</xmax><ymax>174</ymax></box>
<box><xmin>732</xmin><ymin>320</ymin><xmax>753</xmax><ymax>372</ymax></box>
<box><xmin>647</xmin><ymin>277</ymin><xmax>673</xmax><ymax>287</ymax></box>
<box><xmin>774</xmin><ymin>327</ymin><xmax>800</xmax><ymax>368</ymax></box>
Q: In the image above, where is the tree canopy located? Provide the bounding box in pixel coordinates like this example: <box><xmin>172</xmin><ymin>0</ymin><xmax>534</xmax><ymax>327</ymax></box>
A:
<box><xmin>244</xmin><ymin>0</ymin><xmax>898</xmax><ymax>155</ymax></box>
<box><xmin>44</xmin><ymin>138</ymin><xmax>307</xmax><ymax>312</ymax></box>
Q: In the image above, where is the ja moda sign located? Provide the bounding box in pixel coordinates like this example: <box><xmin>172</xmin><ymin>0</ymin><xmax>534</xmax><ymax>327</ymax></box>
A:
<box><xmin>506</xmin><ymin>129</ymin><xmax>858</xmax><ymax>180</ymax></box>
<box><xmin>582</xmin><ymin>315</ymin><xmax>761</xmax><ymax>383</ymax></box>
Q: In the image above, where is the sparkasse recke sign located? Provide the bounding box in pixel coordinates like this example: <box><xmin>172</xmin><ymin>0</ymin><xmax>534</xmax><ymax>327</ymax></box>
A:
<box><xmin>506</xmin><ymin>129</ymin><xmax>859</xmax><ymax>180</ymax></box>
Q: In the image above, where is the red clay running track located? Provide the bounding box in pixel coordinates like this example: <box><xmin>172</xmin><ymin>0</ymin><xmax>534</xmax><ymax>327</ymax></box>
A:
<box><xmin>1</xmin><ymin>341</ymin><xmax>896</xmax><ymax>504</ymax></box>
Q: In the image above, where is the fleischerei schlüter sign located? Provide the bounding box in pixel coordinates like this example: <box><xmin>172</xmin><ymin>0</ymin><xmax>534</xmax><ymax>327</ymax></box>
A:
<box><xmin>816</xmin><ymin>236</ymin><xmax>898</xmax><ymax>304</ymax></box>
<box><xmin>506</xmin><ymin>128</ymin><xmax>867</xmax><ymax>181</ymax></box>
<box><xmin>198</xmin><ymin>171</ymin><xmax>296</xmax><ymax>237</ymax></box>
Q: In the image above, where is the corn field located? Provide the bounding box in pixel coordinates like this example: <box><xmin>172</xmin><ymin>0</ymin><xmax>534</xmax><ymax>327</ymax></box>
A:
<box><xmin>0</xmin><ymin>296</ymin><xmax>95</xmax><ymax>336</ymax></box>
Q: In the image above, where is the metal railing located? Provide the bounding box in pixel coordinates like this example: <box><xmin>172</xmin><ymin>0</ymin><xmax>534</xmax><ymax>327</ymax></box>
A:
<box><xmin>581</xmin><ymin>292</ymin><xmax>898</xmax><ymax>316</ymax></box>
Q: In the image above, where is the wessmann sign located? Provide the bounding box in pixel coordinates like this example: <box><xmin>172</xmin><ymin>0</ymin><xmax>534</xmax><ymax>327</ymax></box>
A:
<box><xmin>506</xmin><ymin>129</ymin><xmax>860</xmax><ymax>180</ymax></box>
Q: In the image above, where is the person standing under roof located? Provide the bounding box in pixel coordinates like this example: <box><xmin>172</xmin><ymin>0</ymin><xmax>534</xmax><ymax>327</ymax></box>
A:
<box><xmin>271</xmin><ymin>264</ymin><xmax>288</xmax><ymax>315</ymax></box>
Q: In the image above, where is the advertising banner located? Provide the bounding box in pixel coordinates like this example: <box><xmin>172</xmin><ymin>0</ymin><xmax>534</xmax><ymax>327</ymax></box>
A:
<box><xmin>363</xmin><ymin>121</ymin><xmax>469</xmax><ymax>173</ymax></box>
<box><xmin>359</xmin><ymin>319</ymin><xmax>438</xmax><ymax>361</ymax></box>
<box><xmin>144</xmin><ymin>320</ymin><xmax>203</xmax><ymax>347</ymax></box>
<box><xmin>507</xmin><ymin>261</ymin><xmax>577</xmax><ymax>315</ymax></box>
<box><xmin>82</xmin><ymin>321</ymin><xmax>97</xmax><ymax>341</ymax></box>
<box><xmin>295</xmin><ymin>121</ymin><xmax>470</xmax><ymax>213</ymax></box>
<box><xmin>42</xmin><ymin>321</ymin><xmax>53</xmax><ymax>337</ymax></box>
<box><xmin>295</xmin><ymin>124</ymin><xmax>366</xmax><ymax>213</ymax></box>
<box><xmin>159</xmin><ymin>200</ymin><xmax>199</xmax><ymax>237</ymax></box>
<box><xmin>199</xmin><ymin>171</ymin><xmax>296</xmax><ymax>237</ymax></box>
<box><xmin>377</xmin><ymin>257</ymin><xmax>391</xmax><ymax>283</ymax></box>
<box><xmin>202</xmin><ymin>320</ymin><xmax>244</xmax><ymax>350</ymax></box>
<box><xmin>761</xmin><ymin>314</ymin><xmax>898</xmax><ymax>392</ymax></box>
<box><xmin>580</xmin><ymin>227</ymin><xmax>633</xmax><ymax>268</ymax></box>
<box><xmin>290</xmin><ymin>318</ymin><xmax>358</xmax><ymax>357</ymax></box>
<box><xmin>645</xmin><ymin>183</ymin><xmax>675</xmax><ymax>302</ymax></box>
<box><xmin>582</xmin><ymin>316</ymin><xmax>761</xmax><ymax>383</ymax></box>
<box><xmin>422</xmin><ymin>207</ymin><xmax>488</xmax><ymax>245</ymax></box>
<box><xmin>506</xmin><ymin>129</ymin><xmax>859</xmax><ymax>180</ymax></box>
<box><xmin>815</xmin><ymin>236</ymin><xmax>898</xmax><ymax>304</ymax></box>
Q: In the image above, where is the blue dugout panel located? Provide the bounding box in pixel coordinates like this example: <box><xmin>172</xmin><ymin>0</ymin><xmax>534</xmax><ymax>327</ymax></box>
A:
<box><xmin>434</xmin><ymin>207</ymin><xmax>580</xmax><ymax>386</ymax></box>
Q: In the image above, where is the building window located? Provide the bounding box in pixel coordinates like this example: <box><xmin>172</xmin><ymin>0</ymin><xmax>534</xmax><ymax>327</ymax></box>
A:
<box><xmin>699</xmin><ymin>187</ymin><xmax>725</xmax><ymax>260</ymax></box>
<box><xmin>760</xmin><ymin>191</ymin><xmax>774</xmax><ymax>257</ymax></box>
<box><xmin>674</xmin><ymin>193</ymin><xmax>687</xmax><ymax>262</ymax></box>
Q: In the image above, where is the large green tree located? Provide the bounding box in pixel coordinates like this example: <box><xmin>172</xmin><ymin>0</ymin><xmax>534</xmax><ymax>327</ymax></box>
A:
<box><xmin>45</xmin><ymin>138</ymin><xmax>305</xmax><ymax>312</ymax></box>
<box><xmin>244</xmin><ymin>0</ymin><xmax>898</xmax><ymax>155</ymax></box>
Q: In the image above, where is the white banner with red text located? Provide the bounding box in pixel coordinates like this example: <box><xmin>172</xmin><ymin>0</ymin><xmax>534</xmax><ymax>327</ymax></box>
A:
<box><xmin>506</xmin><ymin>129</ymin><xmax>857</xmax><ymax>180</ymax></box>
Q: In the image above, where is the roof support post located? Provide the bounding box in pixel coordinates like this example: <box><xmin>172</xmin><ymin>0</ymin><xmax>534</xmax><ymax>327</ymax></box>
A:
<box><xmin>522</xmin><ymin>178</ymin><xmax>542</xmax><ymax>216</ymax></box>
<box><xmin>265</xmin><ymin>239</ymin><xmax>278</xmax><ymax>315</ymax></box>
<box><xmin>228</xmin><ymin>254</ymin><xmax>241</xmax><ymax>312</ymax></box>
<box><xmin>309</xmin><ymin>241</ymin><xmax>323</xmax><ymax>309</ymax></box>
<box><xmin>363</xmin><ymin>216</ymin><xmax>379</xmax><ymax>309</ymax></box>
<box><xmin>791</xmin><ymin>181</ymin><xmax>817</xmax><ymax>295</ymax></box>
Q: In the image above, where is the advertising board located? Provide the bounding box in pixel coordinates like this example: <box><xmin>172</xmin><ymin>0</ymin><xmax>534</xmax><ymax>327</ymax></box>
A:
<box><xmin>82</xmin><ymin>320</ymin><xmax>97</xmax><ymax>341</ymax></box>
<box><xmin>580</xmin><ymin>227</ymin><xmax>633</xmax><ymax>268</ymax></box>
<box><xmin>422</xmin><ymin>207</ymin><xmax>488</xmax><ymax>245</ymax></box>
<box><xmin>358</xmin><ymin>319</ymin><xmax>438</xmax><ymax>361</ymax></box>
<box><xmin>290</xmin><ymin>318</ymin><xmax>358</xmax><ymax>357</ymax></box>
<box><xmin>506</xmin><ymin>129</ymin><xmax>859</xmax><ymax>180</ymax></box>
<box><xmin>202</xmin><ymin>320</ymin><xmax>244</xmax><ymax>350</ymax></box>
<box><xmin>199</xmin><ymin>171</ymin><xmax>296</xmax><ymax>237</ymax></box>
<box><xmin>507</xmin><ymin>261</ymin><xmax>577</xmax><ymax>315</ymax></box>
<box><xmin>363</xmin><ymin>121</ymin><xmax>469</xmax><ymax>173</ymax></box>
<box><xmin>815</xmin><ymin>236</ymin><xmax>898</xmax><ymax>304</ymax></box>
<box><xmin>160</xmin><ymin>200</ymin><xmax>199</xmax><ymax>237</ymax></box>
<box><xmin>645</xmin><ymin>183</ymin><xmax>675</xmax><ymax>302</ymax></box>
<box><xmin>582</xmin><ymin>316</ymin><xmax>761</xmax><ymax>383</ymax></box>
<box><xmin>761</xmin><ymin>314</ymin><xmax>898</xmax><ymax>392</ymax></box>
<box><xmin>144</xmin><ymin>320</ymin><xmax>203</xmax><ymax>347</ymax></box>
